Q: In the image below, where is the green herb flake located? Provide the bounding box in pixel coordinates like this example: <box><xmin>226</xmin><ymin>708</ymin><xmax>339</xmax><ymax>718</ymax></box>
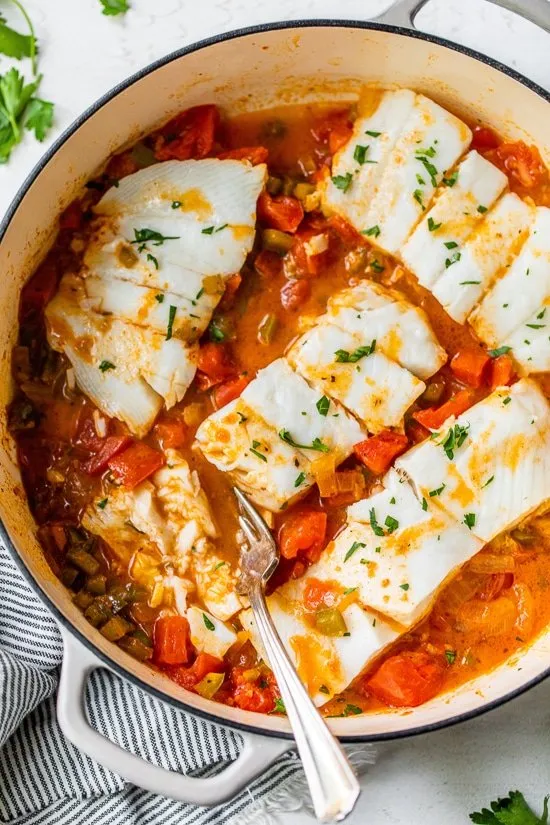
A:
<box><xmin>353</xmin><ymin>144</ymin><xmax>370</xmax><ymax>165</ymax></box>
<box><xmin>155</xmin><ymin>293</ymin><xmax>164</xmax><ymax>303</ymax></box>
<box><xmin>362</xmin><ymin>225</ymin><xmax>381</xmax><ymax>238</ymax></box>
<box><xmin>343</xmin><ymin>587</ymin><xmax>357</xmax><ymax>595</ymax></box>
<box><xmin>422</xmin><ymin>497</ymin><xmax>428</xmax><ymax>511</ymax></box>
<box><xmin>99</xmin><ymin>360</ymin><xmax>116</xmax><ymax>372</ymax></box>
<box><xmin>365</xmin><ymin>130</ymin><xmax>381</xmax><ymax>137</ymax></box>
<box><xmin>100</xmin><ymin>0</ymin><xmax>130</xmax><ymax>15</ymax></box>
<box><xmin>334</xmin><ymin>340</ymin><xmax>376</xmax><ymax>363</ymax></box>
<box><xmin>428</xmin><ymin>217</ymin><xmax>442</xmax><ymax>232</ymax></box>
<box><xmin>316</xmin><ymin>395</ymin><xmax>330</xmax><ymax>416</ymax></box>
<box><xmin>443</xmin><ymin>170</ymin><xmax>458</xmax><ymax>187</ymax></box>
<box><xmin>171</xmin><ymin>200</ymin><xmax>181</xmax><ymax>209</ymax></box>
<box><xmin>146</xmin><ymin>252</ymin><xmax>159</xmax><ymax>269</ymax></box>
<box><xmin>429</xmin><ymin>484</ymin><xmax>446</xmax><ymax>497</ymax></box>
<box><xmin>294</xmin><ymin>471</ymin><xmax>306</xmax><ymax>487</ymax></box>
<box><xmin>416</xmin><ymin>174</ymin><xmax>426</xmax><ymax>186</ymax></box>
<box><xmin>278</xmin><ymin>429</ymin><xmax>330</xmax><ymax>453</ymax></box>
<box><xmin>331</xmin><ymin>173</ymin><xmax>353</xmax><ymax>192</ymax></box>
<box><xmin>526</xmin><ymin>323</ymin><xmax>545</xmax><ymax>329</ymax></box>
<box><xmin>344</xmin><ymin>541</ymin><xmax>366</xmax><ymax>563</ymax></box>
<box><xmin>270</xmin><ymin>697</ymin><xmax>286</xmax><ymax>714</ymax></box>
<box><xmin>196</xmin><ymin>287</ymin><xmax>205</xmax><ymax>300</ymax></box>
<box><xmin>459</xmin><ymin>280</ymin><xmax>481</xmax><ymax>285</ymax></box>
<box><xmin>203</xmin><ymin>613</ymin><xmax>215</xmax><ymax>631</ymax></box>
<box><xmin>413</xmin><ymin>189</ymin><xmax>425</xmax><ymax>210</ymax></box>
<box><xmin>503</xmin><ymin>396</ymin><xmax>512</xmax><ymax>405</ymax></box>
<box><xmin>399</xmin><ymin>583</ymin><xmax>409</xmax><ymax>591</ymax></box>
<box><xmin>213</xmin><ymin>561</ymin><xmax>226</xmax><ymax>571</ymax></box>
<box><xmin>444</xmin><ymin>241</ymin><xmax>459</xmax><ymax>249</ymax></box>
<box><xmin>208</xmin><ymin>322</ymin><xmax>225</xmax><ymax>343</ymax></box>
<box><xmin>384</xmin><ymin>515</ymin><xmax>399</xmax><ymax>534</ymax></box>
<box><xmin>166</xmin><ymin>305</ymin><xmax>177</xmax><ymax>340</ymax></box>
<box><xmin>250</xmin><ymin>441</ymin><xmax>268</xmax><ymax>462</ymax></box>
<box><xmin>369</xmin><ymin>508</ymin><xmax>385</xmax><ymax>537</ymax></box>
<box><xmin>488</xmin><ymin>345</ymin><xmax>511</xmax><ymax>358</ymax></box>
<box><xmin>445</xmin><ymin>251</ymin><xmax>462</xmax><ymax>268</ymax></box>
<box><xmin>370</xmin><ymin>259</ymin><xmax>385</xmax><ymax>273</ymax></box>
<box><xmin>463</xmin><ymin>512</ymin><xmax>476</xmax><ymax>530</ymax></box>
<box><xmin>482</xmin><ymin>475</ymin><xmax>494</xmax><ymax>489</ymax></box>
<box><xmin>97</xmin><ymin>498</ymin><xmax>108</xmax><ymax>509</ymax></box>
<box><xmin>438</xmin><ymin>423</ymin><xmax>470</xmax><ymax>460</ymax></box>
<box><xmin>319</xmin><ymin>684</ymin><xmax>330</xmax><ymax>694</ymax></box>
<box><xmin>445</xmin><ymin>650</ymin><xmax>456</xmax><ymax>665</ymax></box>
<box><xmin>131</xmin><ymin>228</ymin><xmax>179</xmax><ymax>252</ymax></box>
<box><xmin>477</xmin><ymin>205</ymin><xmax>488</xmax><ymax>213</ymax></box>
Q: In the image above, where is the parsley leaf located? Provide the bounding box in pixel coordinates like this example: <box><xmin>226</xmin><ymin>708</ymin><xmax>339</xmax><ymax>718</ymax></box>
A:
<box><xmin>464</xmin><ymin>512</ymin><xmax>476</xmax><ymax>530</ymax></box>
<box><xmin>365</xmin><ymin>130</ymin><xmax>381</xmax><ymax>137</ymax></box>
<box><xmin>250</xmin><ymin>441</ymin><xmax>267</xmax><ymax>462</ymax></box>
<box><xmin>353</xmin><ymin>144</ymin><xmax>369</xmax><ymax>165</ymax></box>
<box><xmin>470</xmin><ymin>790</ymin><xmax>549</xmax><ymax>825</ymax></box>
<box><xmin>438</xmin><ymin>423</ymin><xmax>470</xmax><ymax>460</ymax></box>
<box><xmin>278</xmin><ymin>430</ymin><xmax>330</xmax><ymax>453</ymax></box>
<box><xmin>166</xmin><ymin>305</ymin><xmax>177</xmax><ymax>340</ymax></box>
<box><xmin>443</xmin><ymin>170</ymin><xmax>459</xmax><ymax>187</ymax></box>
<box><xmin>270</xmin><ymin>697</ymin><xmax>286</xmax><ymax>714</ymax></box>
<box><xmin>316</xmin><ymin>396</ymin><xmax>330</xmax><ymax>416</ymax></box>
<box><xmin>445</xmin><ymin>650</ymin><xmax>456</xmax><ymax>665</ymax></box>
<box><xmin>97</xmin><ymin>498</ymin><xmax>108</xmax><ymax>509</ymax></box>
<box><xmin>208</xmin><ymin>321</ymin><xmax>225</xmax><ymax>342</ymax></box>
<box><xmin>344</xmin><ymin>541</ymin><xmax>366</xmax><ymax>563</ymax></box>
<box><xmin>0</xmin><ymin>17</ymin><xmax>33</xmax><ymax>60</ymax></box>
<box><xmin>384</xmin><ymin>515</ymin><xmax>399</xmax><ymax>534</ymax></box>
<box><xmin>98</xmin><ymin>360</ymin><xmax>116</xmax><ymax>372</ymax></box>
<box><xmin>23</xmin><ymin>97</ymin><xmax>53</xmax><ymax>140</ymax></box>
<box><xmin>488</xmin><ymin>345</ymin><xmax>512</xmax><ymax>358</ymax></box>
<box><xmin>294</xmin><ymin>471</ymin><xmax>306</xmax><ymax>487</ymax></box>
<box><xmin>100</xmin><ymin>0</ymin><xmax>130</xmax><ymax>14</ymax></box>
<box><xmin>334</xmin><ymin>340</ymin><xmax>376</xmax><ymax>363</ymax></box>
<box><xmin>331</xmin><ymin>173</ymin><xmax>352</xmax><ymax>192</ymax></box>
<box><xmin>428</xmin><ymin>217</ymin><xmax>442</xmax><ymax>232</ymax></box>
<box><xmin>369</xmin><ymin>508</ymin><xmax>385</xmax><ymax>537</ymax></box>
<box><xmin>202</xmin><ymin>613</ymin><xmax>215</xmax><ymax>631</ymax></box>
<box><xmin>362</xmin><ymin>225</ymin><xmax>381</xmax><ymax>238</ymax></box>
<box><xmin>131</xmin><ymin>228</ymin><xmax>179</xmax><ymax>251</ymax></box>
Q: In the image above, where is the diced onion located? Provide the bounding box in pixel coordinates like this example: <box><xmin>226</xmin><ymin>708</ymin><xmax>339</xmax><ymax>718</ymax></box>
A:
<box><xmin>65</xmin><ymin>368</ymin><xmax>76</xmax><ymax>391</ymax></box>
<box><xmin>304</xmin><ymin>233</ymin><xmax>329</xmax><ymax>257</ymax></box>
<box><xmin>512</xmin><ymin>582</ymin><xmax>536</xmax><ymax>636</ymax></box>
<box><xmin>456</xmin><ymin>597</ymin><xmax>517</xmax><ymax>638</ymax></box>
<box><xmin>468</xmin><ymin>553</ymin><xmax>515</xmax><ymax>575</ymax></box>
<box><xmin>93</xmin><ymin>409</ymin><xmax>107</xmax><ymax>438</ymax></box>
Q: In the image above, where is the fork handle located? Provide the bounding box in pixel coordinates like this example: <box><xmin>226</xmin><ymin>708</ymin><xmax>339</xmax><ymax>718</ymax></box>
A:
<box><xmin>248</xmin><ymin>582</ymin><xmax>360</xmax><ymax>823</ymax></box>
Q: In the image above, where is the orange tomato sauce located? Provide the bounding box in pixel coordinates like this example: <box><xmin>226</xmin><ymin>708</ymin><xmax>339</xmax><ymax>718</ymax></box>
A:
<box><xmin>10</xmin><ymin>97</ymin><xmax>550</xmax><ymax>715</ymax></box>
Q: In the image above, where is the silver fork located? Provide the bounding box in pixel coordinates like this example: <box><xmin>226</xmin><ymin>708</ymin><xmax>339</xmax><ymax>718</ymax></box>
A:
<box><xmin>234</xmin><ymin>487</ymin><xmax>361</xmax><ymax>823</ymax></box>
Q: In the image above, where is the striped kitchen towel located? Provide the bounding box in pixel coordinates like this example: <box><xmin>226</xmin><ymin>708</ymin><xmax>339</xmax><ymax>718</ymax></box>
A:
<box><xmin>0</xmin><ymin>542</ymin><xmax>374</xmax><ymax>824</ymax></box>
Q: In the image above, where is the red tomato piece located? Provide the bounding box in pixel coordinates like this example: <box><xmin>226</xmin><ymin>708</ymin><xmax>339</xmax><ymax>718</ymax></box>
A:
<box><xmin>354</xmin><ymin>431</ymin><xmax>409</xmax><ymax>475</ymax></box>
<box><xmin>254</xmin><ymin>249</ymin><xmax>283</xmax><ymax>279</ymax></box>
<box><xmin>450</xmin><ymin>348</ymin><xmax>491</xmax><ymax>388</ymax></box>
<box><xmin>59</xmin><ymin>200</ymin><xmax>82</xmax><ymax>231</ymax></box>
<box><xmin>108</xmin><ymin>442</ymin><xmax>165</xmax><ymax>489</ymax></box>
<box><xmin>279</xmin><ymin>509</ymin><xmax>327</xmax><ymax>562</ymax></box>
<box><xmin>413</xmin><ymin>389</ymin><xmax>475</xmax><ymax>431</ymax></box>
<box><xmin>488</xmin><ymin>354</ymin><xmax>515</xmax><ymax>389</ymax></box>
<box><xmin>170</xmin><ymin>653</ymin><xmax>225</xmax><ymax>690</ymax></box>
<box><xmin>303</xmin><ymin>577</ymin><xmax>338</xmax><ymax>612</ymax></box>
<box><xmin>495</xmin><ymin>141</ymin><xmax>546</xmax><ymax>189</ymax></box>
<box><xmin>153</xmin><ymin>417</ymin><xmax>188</xmax><ymax>449</ymax></box>
<box><xmin>328</xmin><ymin>214</ymin><xmax>366</xmax><ymax>246</ymax></box>
<box><xmin>365</xmin><ymin>651</ymin><xmax>445</xmax><ymax>708</ymax></box>
<box><xmin>83</xmin><ymin>435</ymin><xmax>132</xmax><ymax>475</ymax></box>
<box><xmin>154</xmin><ymin>616</ymin><xmax>191</xmax><ymax>666</ymax></box>
<box><xmin>257</xmin><ymin>191</ymin><xmax>304</xmax><ymax>234</ymax></box>
<box><xmin>212</xmin><ymin>375</ymin><xmax>250</xmax><ymax>409</ymax></box>
<box><xmin>218</xmin><ymin>273</ymin><xmax>242</xmax><ymax>310</ymax></box>
<box><xmin>217</xmin><ymin>146</ymin><xmax>269</xmax><ymax>165</ymax></box>
<box><xmin>154</xmin><ymin>104</ymin><xmax>219</xmax><ymax>162</ymax></box>
<box><xmin>471</xmin><ymin>126</ymin><xmax>500</xmax><ymax>151</ymax></box>
<box><xmin>288</xmin><ymin>229</ymin><xmax>330</xmax><ymax>278</ymax></box>
<box><xmin>196</xmin><ymin>342</ymin><xmax>235</xmax><ymax>388</ymax></box>
<box><xmin>230</xmin><ymin>667</ymin><xmax>277</xmax><ymax>713</ymax></box>
<box><xmin>312</xmin><ymin>109</ymin><xmax>354</xmax><ymax>155</ymax></box>
<box><xmin>280</xmin><ymin>278</ymin><xmax>310</xmax><ymax>311</ymax></box>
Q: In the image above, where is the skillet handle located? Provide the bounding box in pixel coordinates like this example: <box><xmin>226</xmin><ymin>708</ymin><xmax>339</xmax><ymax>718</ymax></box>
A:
<box><xmin>56</xmin><ymin>626</ymin><xmax>291</xmax><ymax>806</ymax></box>
<box><xmin>376</xmin><ymin>0</ymin><xmax>550</xmax><ymax>34</ymax></box>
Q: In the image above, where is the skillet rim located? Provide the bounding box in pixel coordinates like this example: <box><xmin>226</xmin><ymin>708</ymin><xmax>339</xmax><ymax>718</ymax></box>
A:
<box><xmin>1</xmin><ymin>18</ymin><xmax>549</xmax><ymax>743</ymax></box>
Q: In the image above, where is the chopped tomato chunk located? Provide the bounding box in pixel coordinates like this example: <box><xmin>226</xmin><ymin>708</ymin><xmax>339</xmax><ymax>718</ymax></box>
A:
<box><xmin>254</xmin><ymin>249</ymin><xmax>282</xmax><ymax>278</ymax></box>
<box><xmin>450</xmin><ymin>348</ymin><xmax>490</xmax><ymax>388</ymax></box>
<box><xmin>471</xmin><ymin>126</ymin><xmax>500</xmax><ymax>151</ymax></box>
<box><xmin>495</xmin><ymin>140</ymin><xmax>546</xmax><ymax>189</ymax></box>
<box><xmin>59</xmin><ymin>200</ymin><xmax>82</xmax><ymax>231</ymax></box>
<box><xmin>413</xmin><ymin>389</ymin><xmax>475</xmax><ymax>431</ymax></box>
<box><xmin>280</xmin><ymin>278</ymin><xmax>310</xmax><ymax>311</ymax></box>
<box><xmin>312</xmin><ymin>109</ymin><xmax>354</xmax><ymax>155</ymax></box>
<box><xmin>154</xmin><ymin>616</ymin><xmax>191</xmax><ymax>666</ymax></box>
<box><xmin>257</xmin><ymin>191</ymin><xmax>304</xmax><ymax>234</ymax></box>
<box><xmin>328</xmin><ymin>214</ymin><xmax>366</xmax><ymax>246</ymax></box>
<box><xmin>230</xmin><ymin>667</ymin><xmax>277</xmax><ymax>713</ymax></box>
<box><xmin>212</xmin><ymin>375</ymin><xmax>249</xmax><ymax>409</ymax></box>
<box><xmin>83</xmin><ymin>435</ymin><xmax>132</xmax><ymax>475</ymax></box>
<box><xmin>365</xmin><ymin>651</ymin><xmax>444</xmax><ymax>708</ymax></box>
<box><xmin>196</xmin><ymin>342</ymin><xmax>234</xmax><ymax>388</ymax></box>
<box><xmin>108</xmin><ymin>442</ymin><xmax>165</xmax><ymax>489</ymax></box>
<box><xmin>219</xmin><ymin>273</ymin><xmax>242</xmax><ymax>310</ymax></box>
<box><xmin>354</xmin><ymin>430</ymin><xmax>409</xmax><ymax>475</ymax></box>
<box><xmin>303</xmin><ymin>577</ymin><xmax>338</xmax><ymax>611</ymax></box>
<box><xmin>154</xmin><ymin>104</ymin><xmax>219</xmax><ymax>162</ymax></box>
<box><xmin>288</xmin><ymin>228</ymin><xmax>330</xmax><ymax>278</ymax></box>
<box><xmin>153</xmin><ymin>416</ymin><xmax>188</xmax><ymax>449</ymax></box>
<box><xmin>218</xmin><ymin>146</ymin><xmax>268</xmax><ymax>165</ymax></box>
<box><xmin>170</xmin><ymin>653</ymin><xmax>225</xmax><ymax>690</ymax></box>
<box><xmin>488</xmin><ymin>354</ymin><xmax>514</xmax><ymax>389</ymax></box>
<box><xmin>279</xmin><ymin>509</ymin><xmax>327</xmax><ymax>562</ymax></box>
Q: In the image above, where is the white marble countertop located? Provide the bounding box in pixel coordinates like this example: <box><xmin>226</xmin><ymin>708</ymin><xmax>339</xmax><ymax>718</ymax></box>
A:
<box><xmin>1</xmin><ymin>1</ymin><xmax>549</xmax><ymax>823</ymax></box>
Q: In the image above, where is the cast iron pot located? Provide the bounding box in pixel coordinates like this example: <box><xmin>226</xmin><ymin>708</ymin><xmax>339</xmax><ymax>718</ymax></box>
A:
<box><xmin>1</xmin><ymin>0</ymin><xmax>550</xmax><ymax>806</ymax></box>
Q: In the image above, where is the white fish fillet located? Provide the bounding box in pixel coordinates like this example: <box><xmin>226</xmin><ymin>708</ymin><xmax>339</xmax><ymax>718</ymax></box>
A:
<box><xmin>240</xmin><ymin>598</ymin><xmax>397</xmax><ymax>706</ymax></box>
<box><xmin>430</xmin><ymin>192</ymin><xmax>534</xmax><ymax>323</ymax></box>
<box><xmin>320</xmin><ymin>89</ymin><xmax>416</xmax><ymax>229</ymax></box>
<box><xmin>323</xmin><ymin>280</ymin><xmax>447</xmax><ymax>379</ymax></box>
<box><xmin>396</xmin><ymin>379</ymin><xmax>550</xmax><ymax>543</ymax></box>
<box><xmin>187</xmin><ymin>606</ymin><xmax>237</xmax><ymax>659</ymax></box>
<box><xmin>470</xmin><ymin>207</ymin><xmax>550</xmax><ymax>349</ymax></box>
<box><xmin>309</xmin><ymin>470</ymin><xmax>482</xmax><ymax>627</ymax></box>
<box><xmin>401</xmin><ymin>151</ymin><xmax>508</xmax><ymax>289</ymax></box>
<box><xmin>288</xmin><ymin>323</ymin><xmax>424</xmax><ymax>433</ymax></box>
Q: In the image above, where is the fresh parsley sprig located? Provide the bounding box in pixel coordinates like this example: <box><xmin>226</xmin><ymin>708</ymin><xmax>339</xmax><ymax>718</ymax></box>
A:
<box><xmin>470</xmin><ymin>790</ymin><xmax>549</xmax><ymax>824</ymax></box>
<box><xmin>99</xmin><ymin>0</ymin><xmax>130</xmax><ymax>15</ymax></box>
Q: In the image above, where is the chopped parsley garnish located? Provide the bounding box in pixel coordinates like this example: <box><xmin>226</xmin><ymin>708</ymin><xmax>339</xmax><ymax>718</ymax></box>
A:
<box><xmin>97</xmin><ymin>498</ymin><xmax>108</xmax><ymax>509</ymax></box>
<box><xmin>202</xmin><ymin>224</ymin><xmax>228</xmax><ymax>235</ymax></box>
<box><xmin>250</xmin><ymin>441</ymin><xmax>267</xmax><ymax>462</ymax></box>
<box><xmin>334</xmin><ymin>340</ymin><xmax>376</xmax><ymax>363</ymax></box>
<box><xmin>429</xmin><ymin>484</ymin><xmax>446</xmax><ymax>497</ymax></box>
<box><xmin>270</xmin><ymin>697</ymin><xmax>286</xmax><ymax>714</ymax></box>
<box><xmin>213</xmin><ymin>561</ymin><xmax>226</xmax><ymax>571</ymax></box>
<box><xmin>416</xmin><ymin>155</ymin><xmax>438</xmax><ymax>187</ymax></box>
<box><xmin>343</xmin><ymin>587</ymin><xmax>357</xmax><ymax>595</ymax></box>
<box><xmin>445</xmin><ymin>650</ymin><xmax>456</xmax><ymax>665</ymax></box>
<box><xmin>438</xmin><ymin>423</ymin><xmax>470</xmax><ymax>460</ymax></box>
<box><xmin>369</xmin><ymin>508</ymin><xmax>385</xmax><ymax>537</ymax></box>
<box><xmin>400</xmin><ymin>583</ymin><xmax>410</xmax><ymax>591</ymax></box>
<box><xmin>328</xmin><ymin>704</ymin><xmax>363</xmax><ymax>718</ymax></box>
<box><xmin>422</xmin><ymin>497</ymin><xmax>428</xmax><ymax>511</ymax></box>
<box><xmin>384</xmin><ymin>515</ymin><xmax>399</xmax><ymax>534</ymax></box>
<box><xmin>208</xmin><ymin>322</ymin><xmax>225</xmax><ymax>342</ymax></box>
<box><xmin>319</xmin><ymin>684</ymin><xmax>330</xmax><ymax>694</ymax></box>
<box><xmin>171</xmin><ymin>200</ymin><xmax>181</xmax><ymax>209</ymax></box>
<box><xmin>202</xmin><ymin>613</ymin><xmax>215</xmax><ymax>631</ymax></box>
<box><xmin>353</xmin><ymin>144</ymin><xmax>370</xmax><ymax>164</ymax></box>
<box><xmin>459</xmin><ymin>280</ymin><xmax>481</xmax><ymax>285</ymax></box>
<box><xmin>146</xmin><ymin>252</ymin><xmax>159</xmax><ymax>269</ymax></box>
<box><xmin>470</xmin><ymin>789</ymin><xmax>550</xmax><ymax>825</ymax></box>
<box><xmin>316</xmin><ymin>396</ymin><xmax>330</xmax><ymax>416</ymax></box>
<box><xmin>155</xmin><ymin>293</ymin><xmax>164</xmax><ymax>303</ymax></box>
<box><xmin>443</xmin><ymin>170</ymin><xmax>458</xmax><ymax>187</ymax></box>
<box><xmin>196</xmin><ymin>287</ymin><xmax>205</xmax><ymax>300</ymax></box>
<box><xmin>415</xmin><ymin>145</ymin><xmax>436</xmax><ymax>158</ymax></box>
<box><xmin>503</xmin><ymin>396</ymin><xmax>512</xmax><ymax>405</ymax></box>
<box><xmin>463</xmin><ymin>512</ymin><xmax>476</xmax><ymax>530</ymax></box>
<box><xmin>538</xmin><ymin>308</ymin><xmax>547</xmax><ymax>320</ymax></box>
<box><xmin>526</xmin><ymin>323</ymin><xmax>545</xmax><ymax>329</ymax></box>
<box><xmin>294</xmin><ymin>471</ymin><xmax>306</xmax><ymax>487</ymax></box>
<box><xmin>482</xmin><ymin>475</ymin><xmax>494</xmax><ymax>488</ymax></box>
<box><xmin>131</xmin><ymin>228</ymin><xmax>179</xmax><ymax>252</ymax></box>
<box><xmin>166</xmin><ymin>305</ymin><xmax>177</xmax><ymax>340</ymax></box>
<box><xmin>278</xmin><ymin>430</ymin><xmax>330</xmax><ymax>453</ymax></box>
<box><xmin>428</xmin><ymin>217</ymin><xmax>442</xmax><ymax>232</ymax></box>
<box><xmin>370</xmin><ymin>259</ymin><xmax>385</xmax><ymax>273</ymax></box>
<box><xmin>365</xmin><ymin>130</ymin><xmax>381</xmax><ymax>137</ymax></box>
<box><xmin>444</xmin><ymin>241</ymin><xmax>459</xmax><ymax>249</ymax></box>
<box><xmin>445</xmin><ymin>251</ymin><xmax>462</xmax><ymax>268</ymax></box>
<box><xmin>413</xmin><ymin>189</ymin><xmax>425</xmax><ymax>209</ymax></box>
<box><xmin>416</xmin><ymin>174</ymin><xmax>426</xmax><ymax>186</ymax></box>
<box><xmin>331</xmin><ymin>173</ymin><xmax>353</xmax><ymax>192</ymax></box>
<box><xmin>477</xmin><ymin>205</ymin><xmax>488</xmax><ymax>213</ymax></box>
<box><xmin>362</xmin><ymin>224</ymin><xmax>381</xmax><ymax>238</ymax></box>
<box><xmin>100</xmin><ymin>0</ymin><xmax>129</xmax><ymax>14</ymax></box>
<box><xmin>344</xmin><ymin>541</ymin><xmax>366</xmax><ymax>563</ymax></box>
<box><xmin>99</xmin><ymin>360</ymin><xmax>116</xmax><ymax>372</ymax></box>
<box><xmin>237</xmin><ymin>411</ymin><xmax>248</xmax><ymax>423</ymax></box>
